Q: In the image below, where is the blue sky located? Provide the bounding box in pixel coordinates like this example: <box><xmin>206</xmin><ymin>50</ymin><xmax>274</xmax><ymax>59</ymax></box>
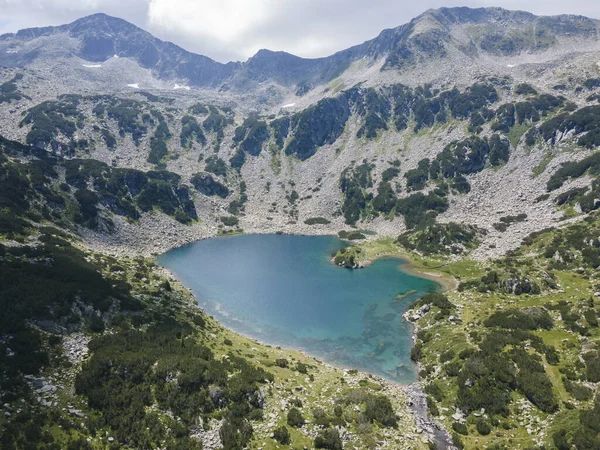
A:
<box><xmin>0</xmin><ymin>0</ymin><xmax>598</xmax><ymax>62</ymax></box>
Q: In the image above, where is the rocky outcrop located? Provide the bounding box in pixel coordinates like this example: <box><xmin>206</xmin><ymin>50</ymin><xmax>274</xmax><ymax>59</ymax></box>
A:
<box><xmin>284</xmin><ymin>95</ymin><xmax>351</xmax><ymax>160</ymax></box>
<box><xmin>190</xmin><ymin>173</ymin><xmax>229</xmax><ymax>198</ymax></box>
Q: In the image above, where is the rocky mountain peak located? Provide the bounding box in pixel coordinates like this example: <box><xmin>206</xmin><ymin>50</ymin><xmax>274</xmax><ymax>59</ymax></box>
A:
<box><xmin>375</xmin><ymin>6</ymin><xmax>600</xmax><ymax>70</ymax></box>
<box><xmin>423</xmin><ymin>6</ymin><xmax>536</xmax><ymax>25</ymax></box>
<box><xmin>64</xmin><ymin>12</ymin><xmax>137</xmax><ymax>35</ymax></box>
<box><xmin>0</xmin><ymin>6</ymin><xmax>599</xmax><ymax>91</ymax></box>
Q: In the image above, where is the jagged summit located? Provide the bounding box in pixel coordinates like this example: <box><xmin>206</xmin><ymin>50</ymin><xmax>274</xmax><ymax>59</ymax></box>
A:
<box><xmin>0</xmin><ymin>6</ymin><xmax>598</xmax><ymax>90</ymax></box>
<box><xmin>18</xmin><ymin>12</ymin><xmax>137</xmax><ymax>38</ymax></box>
<box><xmin>368</xmin><ymin>6</ymin><xmax>599</xmax><ymax>70</ymax></box>
<box><xmin>418</xmin><ymin>6</ymin><xmax>598</xmax><ymax>27</ymax></box>
<box><xmin>0</xmin><ymin>12</ymin><xmax>238</xmax><ymax>87</ymax></box>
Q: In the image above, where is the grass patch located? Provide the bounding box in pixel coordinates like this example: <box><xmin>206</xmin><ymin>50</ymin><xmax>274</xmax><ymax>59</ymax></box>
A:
<box><xmin>532</xmin><ymin>150</ymin><xmax>553</xmax><ymax>177</ymax></box>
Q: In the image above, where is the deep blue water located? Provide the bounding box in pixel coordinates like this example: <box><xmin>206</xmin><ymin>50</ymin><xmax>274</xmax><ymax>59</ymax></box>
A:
<box><xmin>157</xmin><ymin>234</ymin><xmax>439</xmax><ymax>382</ymax></box>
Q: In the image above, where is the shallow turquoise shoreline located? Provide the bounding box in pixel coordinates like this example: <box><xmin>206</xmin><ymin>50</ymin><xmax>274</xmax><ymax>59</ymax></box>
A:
<box><xmin>158</xmin><ymin>234</ymin><xmax>439</xmax><ymax>382</ymax></box>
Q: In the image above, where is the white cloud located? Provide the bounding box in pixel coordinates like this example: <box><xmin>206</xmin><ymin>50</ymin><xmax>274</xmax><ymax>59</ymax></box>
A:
<box><xmin>148</xmin><ymin>0</ymin><xmax>277</xmax><ymax>44</ymax></box>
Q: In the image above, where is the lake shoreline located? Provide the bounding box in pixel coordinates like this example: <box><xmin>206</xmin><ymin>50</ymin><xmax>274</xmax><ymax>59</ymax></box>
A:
<box><xmin>396</xmin><ymin>256</ymin><xmax>457</xmax><ymax>293</ymax></box>
<box><xmin>328</xmin><ymin>241</ymin><xmax>458</xmax><ymax>449</ymax></box>
<box><xmin>160</xmin><ymin>266</ymin><xmax>455</xmax><ymax>449</ymax></box>
<box><xmin>157</xmin><ymin>234</ymin><xmax>434</xmax><ymax>381</ymax></box>
<box><xmin>331</xmin><ymin>245</ymin><xmax>457</xmax><ymax>293</ymax></box>
<box><xmin>157</xmin><ymin>233</ymin><xmax>456</xmax><ymax>449</ymax></box>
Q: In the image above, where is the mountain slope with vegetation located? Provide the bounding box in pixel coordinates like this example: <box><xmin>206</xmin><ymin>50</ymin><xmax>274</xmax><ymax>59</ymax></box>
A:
<box><xmin>0</xmin><ymin>135</ymin><xmax>434</xmax><ymax>450</ymax></box>
<box><xmin>331</xmin><ymin>214</ymin><xmax>600</xmax><ymax>449</ymax></box>
<box><xmin>1</xmin><ymin>5</ymin><xmax>600</xmax><ymax>450</ymax></box>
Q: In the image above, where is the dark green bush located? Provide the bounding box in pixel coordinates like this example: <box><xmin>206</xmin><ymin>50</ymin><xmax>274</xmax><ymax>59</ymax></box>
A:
<box><xmin>475</xmin><ymin>418</ymin><xmax>491</xmax><ymax>435</ymax></box>
<box><xmin>410</xmin><ymin>342</ymin><xmax>423</xmax><ymax>362</ymax></box>
<box><xmin>285</xmin><ymin>95</ymin><xmax>350</xmax><ymax>160</ymax></box>
<box><xmin>191</xmin><ymin>173</ymin><xmax>229</xmax><ymax>198</ymax></box>
<box><xmin>95</xmin><ymin>97</ymin><xmax>148</xmax><ymax>145</ymax></box>
<box><xmin>372</xmin><ymin>181</ymin><xmax>397</xmax><ymax>214</ymax></box>
<box><xmin>452</xmin><ymin>422</ymin><xmax>468</xmax><ymax>435</ymax></box>
<box><xmin>233</xmin><ymin>118</ymin><xmax>269</xmax><ymax>156</ymax></box>
<box><xmin>457</xmin><ymin>330</ymin><xmax>559</xmax><ymax>416</ymax></box>
<box><xmin>205</xmin><ymin>156</ymin><xmax>228</xmax><ymax>177</ymax></box>
<box><xmin>563</xmin><ymin>378</ymin><xmax>593</xmax><ymax>401</ymax></box>
<box><xmin>396</xmin><ymin>191</ymin><xmax>449</xmax><ymax>229</ymax></box>
<box><xmin>220</xmin><ymin>416</ymin><xmax>253</xmax><ymax>450</ymax></box>
<box><xmin>548</xmin><ymin>151</ymin><xmax>600</xmax><ymax>191</ymax></box>
<box><xmin>305</xmin><ymin>217</ymin><xmax>331</xmax><ymax>225</ymax></box>
<box><xmin>381</xmin><ymin>167</ymin><xmax>400</xmax><ymax>182</ymax></box>
<box><xmin>148</xmin><ymin>121</ymin><xmax>171</xmax><ymax>164</ymax></box>
<box><xmin>484</xmin><ymin>308</ymin><xmax>554</xmax><ymax>330</ymax></box>
<box><xmin>180</xmin><ymin>115</ymin><xmax>206</xmax><ymax>147</ymax></box>
<box><xmin>405</xmin><ymin>159</ymin><xmax>430</xmax><ymax>191</ymax></box>
<box><xmin>451</xmin><ymin>432</ymin><xmax>464</xmax><ymax>449</ymax></box>
<box><xmin>412</xmin><ymin>293</ymin><xmax>455</xmax><ymax>318</ymax></box>
<box><xmin>275</xmin><ymin>358</ymin><xmax>289</xmax><ymax>368</ymax></box>
<box><xmin>272</xmin><ymin>425</ymin><xmax>290</xmax><ymax>445</ymax></box>
<box><xmin>583</xmin><ymin>351</ymin><xmax>600</xmax><ymax>382</ymax></box>
<box><xmin>76</xmin><ymin>323</ymin><xmax>271</xmax><ymax>449</ymax></box>
<box><xmin>0</xmin><ymin>74</ymin><xmax>24</xmax><ymax>104</ymax></box>
<box><xmin>314</xmin><ymin>428</ymin><xmax>343</xmax><ymax>450</ymax></box>
<box><xmin>220</xmin><ymin>216</ymin><xmax>239</xmax><ymax>227</ymax></box>
<box><xmin>338</xmin><ymin>230</ymin><xmax>366</xmax><ymax>240</ymax></box>
<box><xmin>515</xmin><ymin>83</ymin><xmax>538</xmax><ymax>96</ymax></box>
<box><xmin>74</xmin><ymin>189</ymin><xmax>99</xmax><ymax>228</ymax></box>
<box><xmin>21</xmin><ymin>98</ymin><xmax>83</xmax><ymax>148</ymax></box>
<box><xmin>287</xmin><ymin>408</ymin><xmax>304</xmax><ymax>428</ymax></box>
<box><xmin>364</xmin><ymin>395</ymin><xmax>397</xmax><ymax>427</ymax></box>
<box><xmin>584</xmin><ymin>309</ymin><xmax>598</xmax><ymax>327</ymax></box>
<box><xmin>397</xmin><ymin>222</ymin><xmax>481</xmax><ymax>255</ymax></box>
<box><xmin>203</xmin><ymin>108</ymin><xmax>233</xmax><ymax>148</ymax></box>
<box><xmin>339</xmin><ymin>162</ymin><xmax>374</xmax><ymax>225</ymax></box>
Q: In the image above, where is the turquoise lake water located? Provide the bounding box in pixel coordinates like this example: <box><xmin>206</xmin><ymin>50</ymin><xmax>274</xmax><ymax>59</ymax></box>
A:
<box><xmin>157</xmin><ymin>234</ymin><xmax>439</xmax><ymax>382</ymax></box>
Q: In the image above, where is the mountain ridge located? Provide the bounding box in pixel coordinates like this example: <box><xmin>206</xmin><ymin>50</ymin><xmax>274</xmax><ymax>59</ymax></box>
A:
<box><xmin>1</xmin><ymin>7</ymin><xmax>599</xmax><ymax>91</ymax></box>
